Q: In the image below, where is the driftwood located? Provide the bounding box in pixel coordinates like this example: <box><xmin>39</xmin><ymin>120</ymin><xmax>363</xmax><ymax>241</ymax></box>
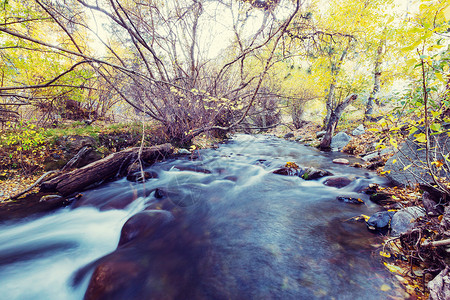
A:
<box><xmin>41</xmin><ymin>143</ymin><xmax>173</xmax><ymax>196</ymax></box>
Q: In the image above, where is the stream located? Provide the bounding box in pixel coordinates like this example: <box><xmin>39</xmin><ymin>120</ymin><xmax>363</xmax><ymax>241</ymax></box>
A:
<box><xmin>0</xmin><ymin>134</ymin><xmax>405</xmax><ymax>299</ymax></box>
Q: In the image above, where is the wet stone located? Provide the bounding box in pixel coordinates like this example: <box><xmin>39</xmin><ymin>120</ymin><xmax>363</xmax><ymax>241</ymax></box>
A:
<box><xmin>366</xmin><ymin>211</ymin><xmax>395</xmax><ymax>233</ymax></box>
<box><xmin>299</xmin><ymin>167</ymin><xmax>333</xmax><ymax>180</ymax></box>
<box><xmin>323</xmin><ymin>177</ymin><xmax>352</xmax><ymax>188</ymax></box>
<box><xmin>390</xmin><ymin>207</ymin><xmax>425</xmax><ymax>236</ymax></box>
<box><xmin>337</xmin><ymin>196</ymin><xmax>364</xmax><ymax>205</ymax></box>
<box><xmin>154</xmin><ymin>188</ymin><xmax>167</xmax><ymax>199</ymax></box>
<box><xmin>332</xmin><ymin>158</ymin><xmax>349</xmax><ymax>165</ymax></box>
<box><xmin>273</xmin><ymin>167</ymin><xmax>299</xmax><ymax>176</ymax></box>
<box><xmin>126</xmin><ymin>171</ymin><xmax>158</xmax><ymax>183</ymax></box>
<box><xmin>118</xmin><ymin>211</ymin><xmax>173</xmax><ymax>247</ymax></box>
<box><xmin>369</xmin><ymin>192</ymin><xmax>391</xmax><ymax>205</ymax></box>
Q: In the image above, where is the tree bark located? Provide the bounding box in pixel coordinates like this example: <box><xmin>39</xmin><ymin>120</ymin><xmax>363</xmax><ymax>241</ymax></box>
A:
<box><xmin>40</xmin><ymin>144</ymin><xmax>173</xmax><ymax>196</ymax></box>
<box><xmin>365</xmin><ymin>41</ymin><xmax>383</xmax><ymax>118</ymax></box>
<box><xmin>319</xmin><ymin>94</ymin><xmax>358</xmax><ymax>150</ymax></box>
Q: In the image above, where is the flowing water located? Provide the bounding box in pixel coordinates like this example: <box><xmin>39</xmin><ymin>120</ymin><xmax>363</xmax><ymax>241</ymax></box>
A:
<box><xmin>0</xmin><ymin>134</ymin><xmax>404</xmax><ymax>299</ymax></box>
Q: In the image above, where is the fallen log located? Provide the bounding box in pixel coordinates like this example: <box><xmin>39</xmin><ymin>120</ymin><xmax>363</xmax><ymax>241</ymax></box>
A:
<box><xmin>41</xmin><ymin>143</ymin><xmax>173</xmax><ymax>196</ymax></box>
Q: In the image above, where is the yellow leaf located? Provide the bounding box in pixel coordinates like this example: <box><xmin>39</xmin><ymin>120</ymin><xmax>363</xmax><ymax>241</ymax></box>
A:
<box><xmin>361</xmin><ymin>214</ymin><xmax>370</xmax><ymax>222</ymax></box>
<box><xmin>436</xmin><ymin>72</ymin><xmax>446</xmax><ymax>83</ymax></box>
<box><xmin>380</xmin><ymin>284</ymin><xmax>391</xmax><ymax>292</ymax></box>
<box><xmin>384</xmin><ymin>262</ymin><xmax>404</xmax><ymax>274</ymax></box>
<box><xmin>392</xmin><ymin>159</ymin><xmax>397</xmax><ymax>164</ymax></box>
<box><xmin>414</xmin><ymin>133</ymin><xmax>427</xmax><ymax>143</ymax></box>
<box><xmin>432</xmin><ymin>160</ymin><xmax>444</xmax><ymax>168</ymax></box>
<box><xmin>438</xmin><ymin>215</ymin><xmax>443</xmax><ymax>222</ymax></box>
<box><xmin>285</xmin><ymin>162</ymin><xmax>299</xmax><ymax>169</ymax></box>
<box><xmin>403</xmin><ymin>164</ymin><xmax>412</xmax><ymax>171</ymax></box>
<box><xmin>389</xmin><ymin>126</ymin><xmax>401</xmax><ymax>132</ymax></box>
<box><xmin>379</xmin><ymin>251</ymin><xmax>391</xmax><ymax>258</ymax></box>
<box><xmin>389</xmin><ymin>138</ymin><xmax>398</xmax><ymax>148</ymax></box>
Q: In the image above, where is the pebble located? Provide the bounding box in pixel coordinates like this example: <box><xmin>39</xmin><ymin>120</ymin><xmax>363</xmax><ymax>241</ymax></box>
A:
<box><xmin>332</xmin><ymin>158</ymin><xmax>349</xmax><ymax>165</ymax></box>
<box><xmin>177</xmin><ymin>149</ymin><xmax>191</xmax><ymax>155</ymax></box>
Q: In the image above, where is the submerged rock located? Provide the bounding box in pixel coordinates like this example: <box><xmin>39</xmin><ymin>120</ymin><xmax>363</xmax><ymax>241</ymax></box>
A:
<box><xmin>336</xmin><ymin>196</ymin><xmax>364</xmax><ymax>205</ymax></box>
<box><xmin>84</xmin><ymin>196</ymin><xmax>211</xmax><ymax>300</ymax></box>
<box><xmin>118</xmin><ymin>210</ymin><xmax>173</xmax><ymax>247</ymax></box>
<box><xmin>126</xmin><ymin>171</ymin><xmax>158</xmax><ymax>183</ymax></box>
<box><xmin>390</xmin><ymin>206</ymin><xmax>425</xmax><ymax>236</ymax></box>
<box><xmin>323</xmin><ymin>177</ymin><xmax>352</xmax><ymax>188</ymax></box>
<box><xmin>154</xmin><ymin>188</ymin><xmax>167</xmax><ymax>199</ymax></box>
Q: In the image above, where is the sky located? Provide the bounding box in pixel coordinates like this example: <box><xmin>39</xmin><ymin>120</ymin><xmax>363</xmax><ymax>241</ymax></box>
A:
<box><xmin>85</xmin><ymin>0</ymin><xmax>420</xmax><ymax>60</ymax></box>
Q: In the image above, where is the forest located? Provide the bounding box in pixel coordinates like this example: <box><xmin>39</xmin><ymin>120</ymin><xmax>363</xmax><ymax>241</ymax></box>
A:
<box><xmin>1</xmin><ymin>0</ymin><xmax>450</xmax><ymax>299</ymax></box>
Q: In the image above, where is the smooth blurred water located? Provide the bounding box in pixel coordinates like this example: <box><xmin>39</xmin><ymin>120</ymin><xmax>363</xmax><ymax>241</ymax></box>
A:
<box><xmin>0</xmin><ymin>134</ymin><xmax>404</xmax><ymax>299</ymax></box>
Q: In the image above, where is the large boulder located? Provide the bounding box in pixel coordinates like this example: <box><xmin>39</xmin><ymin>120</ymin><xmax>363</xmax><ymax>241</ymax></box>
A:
<box><xmin>82</xmin><ymin>196</ymin><xmax>211</xmax><ymax>300</ymax></box>
<box><xmin>390</xmin><ymin>206</ymin><xmax>425</xmax><ymax>236</ymax></box>
<box><xmin>118</xmin><ymin>211</ymin><xmax>173</xmax><ymax>247</ymax></box>
<box><xmin>384</xmin><ymin>127</ymin><xmax>450</xmax><ymax>187</ymax></box>
<box><xmin>330</xmin><ymin>132</ymin><xmax>352</xmax><ymax>150</ymax></box>
<box><xmin>428</xmin><ymin>266</ymin><xmax>450</xmax><ymax>300</ymax></box>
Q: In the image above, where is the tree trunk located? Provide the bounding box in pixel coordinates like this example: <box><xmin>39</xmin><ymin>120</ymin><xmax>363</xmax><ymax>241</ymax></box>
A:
<box><xmin>323</xmin><ymin>46</ymin><xmax>349</xmax><ymax>129</ymax></box>
<box><xmin>323</xmin><ymin>83</ymin><xmax>336</xmax><ymax>129</ymax></box>
<box><xmin>365</xmin><ymin>42</ymin><xmax>383</xmax><ymax>119</ymax></box>
<box><xmin>41</xmin><ymin>144</ymin><xmax>173</xmax><ymax>196</ymax></box>
<box><xmin>319</xmin><ymin>94</ymin><xmax>358</xmax><ymax>150</ymax></box>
